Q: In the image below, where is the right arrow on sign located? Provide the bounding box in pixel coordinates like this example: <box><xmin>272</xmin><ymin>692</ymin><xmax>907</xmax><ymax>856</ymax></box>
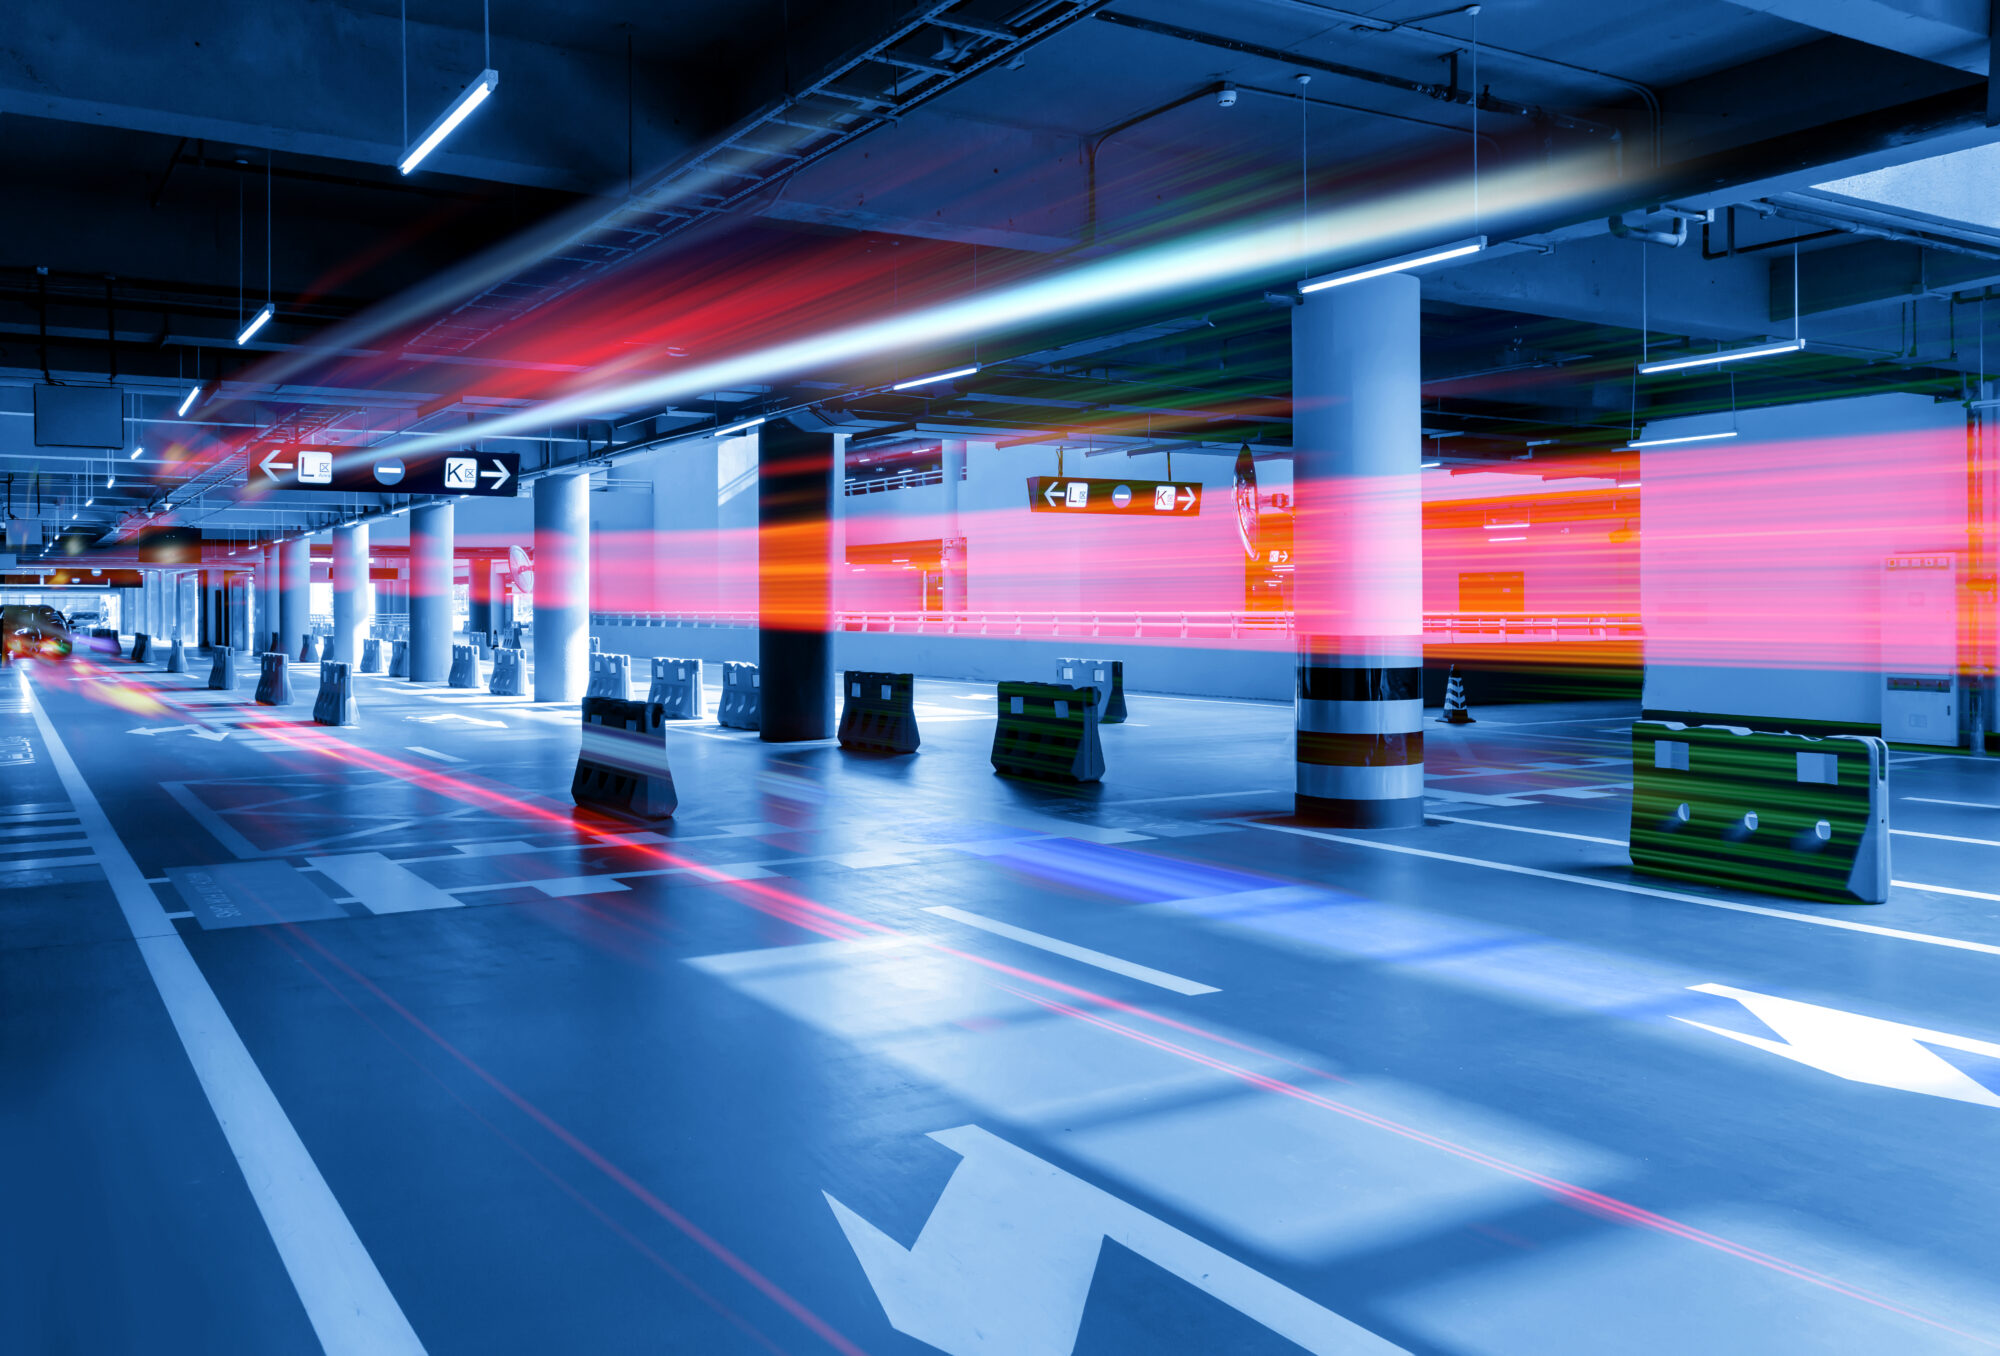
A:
<box><xmin>826</xmin><ymin>1125</ymin><xmax>1402</xmax><ymax>1355</ymax></box>
<box><xmin>1177</xmin><ymin>487</ymin><xmax>1196</xmax><ymax>510</ymax></box>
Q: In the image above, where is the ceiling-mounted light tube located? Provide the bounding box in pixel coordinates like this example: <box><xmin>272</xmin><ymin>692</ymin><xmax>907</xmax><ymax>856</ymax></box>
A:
<box><xmin>1636</xmin><ymin>338</ymin><xmax>1803</xmax><ymax>374</ymax></box>
<box><xmin>1624</xmin><ymin>430</ymin><xmax>1738</xmax><ymax>449</ymax></box>
<box><xmin>106</xmin><ymin>475</ymin><xmax>115</xmax><ymax>488</ymax></box>
<box><xmin>713</xmin><ymin>416</ymin><xmax>766</xmax><ymax>437</ymax></box>
<box><xmin>399</xmin><ymin>69</ymin><xmax>500</xmax><ymax>175</ymax></box>
<box><xmin>129</xmin><ymin>448</ymin><xmax>143</xmax><ymax>459</ymax></box>
<box><xmin>1298</xmin><ymin>236</ymin><xmax>1487</xmax><ymax>294</ymax></box>
<box><xmin>1419</xmin><ymin>461</ymin><xmax>1441</xmax><ymax>468</ymax></box>
<box><xmin>177</xmin><ymin>384</ymin><xmax>203</xmax><ymax>416</ymax></box>
<box><xmin>891</xmin><ymin>365</ymin><xmax>979</xmax><ymax>392</ymax></box>
<box><xmin>236</xmin><ymin>303</ymin><xmax>275</xmax><ymax>345</ymax></box>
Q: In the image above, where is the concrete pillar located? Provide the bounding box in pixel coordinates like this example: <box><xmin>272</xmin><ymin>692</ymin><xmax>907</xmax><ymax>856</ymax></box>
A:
<box><xmin>941</xmin><ymin>438</ymin><xmax>967</xmax><ymax>613</ymax></box>
<box><xmin>260</xmin><ymin>543</ymin><xmax>280</xmax><ymax>650</ymax></box>
<box><xmin>332</xmin><ymin>522</ymin><xmax>370</xmax><ymax>670</ymax></box>
<box><xmin>758</xmin><ymin>419</ymin><xmax>836</xmax><ymax>741</ymax></box>
<box><xmin>532</xmin><ymin>471</ymin><xmax>590</xmax><ymax>702</ymax></box>
<box><xmin>175</xmin><ymin>572</ymin><xmax>197</xmax><ymax>642</ymax></box>
<box><xmin>409</xmin><ymin>502</ymin><xmax>454</xmax><ymax>682</ymax></box>
<box><xmin>1291</xmin><ymin>273</ymin><xmax>1425</xmax><ymax>828</ymax></box>
<box><xmin>278</xmin><ymin>538</ymin><xmax>311</xmax><ymax>658</ymax></box>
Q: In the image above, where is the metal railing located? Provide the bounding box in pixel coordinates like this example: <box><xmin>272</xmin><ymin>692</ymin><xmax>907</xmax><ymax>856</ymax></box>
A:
<box><xmin>591</xmin><ymin>610</ymin><xmax>1641</xmax><ymax>641</ymax></box>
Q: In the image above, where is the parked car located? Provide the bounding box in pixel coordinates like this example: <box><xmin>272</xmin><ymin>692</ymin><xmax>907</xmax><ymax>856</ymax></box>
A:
<box><xmin>1</xmin><ymin>605</ymin><xmax>73</xmax><ymax>661</ymax></box>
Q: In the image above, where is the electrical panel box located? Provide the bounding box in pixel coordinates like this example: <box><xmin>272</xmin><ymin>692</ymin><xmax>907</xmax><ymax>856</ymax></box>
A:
<box><xmin>1881</xmin><ymin>554</ymin><xmax>1961</xmax><ymax>747</ymax></box>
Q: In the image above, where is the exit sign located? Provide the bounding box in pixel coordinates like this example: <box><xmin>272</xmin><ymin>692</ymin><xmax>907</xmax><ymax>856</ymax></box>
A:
<box><xmin>1026</xmin><ymin>476</ymin><xmax>1202</xmax><ymax>515</ymax></box>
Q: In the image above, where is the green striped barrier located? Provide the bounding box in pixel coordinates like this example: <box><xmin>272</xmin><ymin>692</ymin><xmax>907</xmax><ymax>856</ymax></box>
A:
<box><xmin>1629</xmin><ymin>721</ymin><xmax>1889</xmax><ymax>904</ymax></box>
<box><xmin>991</xmin><ymin>681</ymin><xmax>1105</xmax><ymax>783</ymax></box>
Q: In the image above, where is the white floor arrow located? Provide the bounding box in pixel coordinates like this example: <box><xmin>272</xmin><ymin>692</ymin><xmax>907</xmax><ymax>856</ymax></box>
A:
<box><xmin>1679</xmin><ymin>984</ymin><xmax>2000</xmax><ymax>1108</ymax></box>
<box><xmin>826</xmin><ymin>1125</ymin><xmax>1404</xmax><ymax>1355</ymax></box>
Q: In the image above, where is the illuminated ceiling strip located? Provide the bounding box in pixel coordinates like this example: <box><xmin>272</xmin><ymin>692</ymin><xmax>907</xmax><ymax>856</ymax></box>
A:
<box><xmin>1636</xmin><ymin>338</ymin><xmax>1804</xmax><ymax>374</ymax></box>
<box><xmin>891</xmin><ymin>365</ymin><xmax>979</xmax><ymax>391</ymax></box>
<box><xmin>235</xmin><ymin>304</ymin><xmax>275</xmax><ymax>346</ymax></box>
<box><xmin>713</xmin><ymin>417</ymin><xmax>766</xmax><ymax>437</ymax></box>
<box><xmin>399</xmin><ymin>70</ymin><xmax>499</xmax><ymax>175</ymax></box>
<box><xmin>1298</xmin><ymin>236</ymin><xmax>1487</xmax><ymax>294</ymax></box>
<box><xmin>1625</xmin><ymin>431</ymin><xmax>1738</xmax><ymax>448</ymax></box>
<box><xmin>176</xmin><ymin>384</ymin><xmax>203</xmax><ymax>417</ymax></box>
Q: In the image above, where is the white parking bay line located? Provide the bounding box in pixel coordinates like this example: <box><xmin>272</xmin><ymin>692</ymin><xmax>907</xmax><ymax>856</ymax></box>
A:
<box><xmin>1237</xmin><ymin>820</ymin><xmax>2000</xmax><ymax>959</ymax></box>
<box><xmin>404</xmin><ymin>746</ymin><xmax>465</xmax><ymax>763</ymax></box>
<box><xmin>1906</xmin><ymin>797</ymin><xmax>2000</xmax><ymax>810</ymax></box>
<box><xmin>23</xmin><ymin>674</ymin><xmax>426</xmax><ymax>1355</ymax></box>
<box><xmin>1895</xmin><ymin>879</ymin><xmax>2000</xmax><ymax>903</ymax></box>
<box><xmin>924</xmin><ymin>905</ymin><xmax>1219</xmax><ymax>995</ymax></box>
<box><xmin>1893</xmin><ymin>829</ymin><xmax>2000</xmax><ymax>848</ymax></box>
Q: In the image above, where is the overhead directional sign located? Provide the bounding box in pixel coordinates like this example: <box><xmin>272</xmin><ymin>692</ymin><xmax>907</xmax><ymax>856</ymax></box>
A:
<box><xmin>253</xmin><ymin>446</ymin><xmax>520</xmax><ymax>497</ymax></box>
<box><xmin>1026</xmin><ymin>475</ymin><xmax>1201</xmax><ymax>516</ymax></box>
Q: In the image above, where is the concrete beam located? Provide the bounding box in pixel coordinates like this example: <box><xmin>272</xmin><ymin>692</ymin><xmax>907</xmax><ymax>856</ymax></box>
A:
<box><xmin>1776</xmin><ymin>237</ymin><xmax>2000</xmax><ymax>317</ymax></box>
<box><xmin>1721</xmin><ymin>0</ymin><xmax>1988</xmax><ymax>75</ymax></box>
<box><xmin>1424</xmin><ymin>236</ymin><xmax>1773</xmax><ymax>341</ymax></box>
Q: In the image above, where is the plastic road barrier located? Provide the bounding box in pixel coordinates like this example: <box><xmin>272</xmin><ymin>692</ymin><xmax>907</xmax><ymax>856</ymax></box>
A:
<box><xmin>360</xmin><ymin>637</ymin><xmax>384</xmax><ymax>674</ymax></box>
<box><xmin>254</xmin><ymin>653</ymin><xmax>293</xmax><ymax>706</ymax></box>
<box><xmin>447</xmin><ymin>643</ymin><xmax>483</xmax><ymax>689</ymax></box>
<box><xmin>312</xmin><ymin>661</ymin><xmax>360</xmax><ymax>727</ymax></box>
<box><xmin>573</xmin><ymin>697</ymin><xmax>678</xmax><ymax>819</ymax></box>
<box><xmin>206</xmin><ymin>647</ymin><xmax>240</xmax><ymax>691</ymax></box>
<box><xmin>388</xmin><ymin>639</ymin><xmax>409</xmax><ymax>678</ymax></box>
<box><xmin>586</xmin><ymin>653</ymin><xmax>633</xmax><ymax>700</ymax></box>
<box><xmin>647</xmin><ymin>657</ymin><xmax>706</xmax><ymax>720</ymax></box>
<box><xmin>131</xmin><ymin>632</ymin><xmax>151</xmax><ymax>662</ymax></box>
<box><xmin>991</xmin><ymin>681</ymin><xmax>1106</xmax><ymax>783</ymax></box>
<box><xmin>838</xmin><ymin>671</ymin><xmax>921</xmax><ymax>754</ymax></box>
<box><xmin>298</xmin><ymin>633</ymin><xmax>320</xmax><ymax>663</ymax></box>
<box><xmin>488</xmin><ymin>647</ymin><xmax>527</xmax><ymax>696</ymax></box>
<box><xmin>718</xmin><ymin>662</ymin><xmax>761</xmax><ymax>730</ymax></box>
<box><xmin>1629</xmin><ymin>720</ymin><xmax>1890</xmax><ymax>904</ymax></box>
<box><xmin>1056</xmin><ymin>657</ymin><xmax>1127</xmax><ymax>724</ymax></box>
<box><xmin>164</xmin><ymin>638</ymin><xmax>188</xmax><ymax>673</ymax></box>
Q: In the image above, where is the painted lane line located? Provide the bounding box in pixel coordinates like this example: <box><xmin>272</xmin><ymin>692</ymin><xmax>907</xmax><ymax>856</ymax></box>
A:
<box><xmin>1235</xmin><ymin>820</ymin><xmax>2000</xmax><ymax>958</ymax></box>
<box><xmin>23</xmin><ymin>675</ymin><xmax>427</xmax><ymax>1356</ymax></box>
<box><xmin>1893</xmin><ymin>828</ymin><xmax>2000</xmax><ymax>848</ymax></box>
<box><xmin>0</xmin><ymin>819</ymin><xmax>82</xmax><ymax>837</ymax></box>
<box><xmin>1905</xmin><ymin>797</ymin><xmax>2000</xmax><ymax>810</ymax></box>
<box><xmin>924</xmin><ymin>905</ymin><xmax>1219</xmax><ymax>995</ymax></box>
<box><xmin>1110</xmin><ymin>789</ymin><xmax>1286</xmax><ymax>806</ymax></box>
<box><xmin>1426</xmin><ymin>814</ymin><xmax>1625</xmax><ymax>846</ymax></box>
<box><xmin>404</xmin><ymin>745</ymin><xmax>465</xmax><ymax>763</ymax></box>
<box><xmin>0</xmin><ymin>853</ymin><xmax>99</xmax><ymax>870</ymax></box>
<box><xmin>1894</xmin><ymin>880</ymin><xmax>2000</xmax><ymax>903</ymax></box>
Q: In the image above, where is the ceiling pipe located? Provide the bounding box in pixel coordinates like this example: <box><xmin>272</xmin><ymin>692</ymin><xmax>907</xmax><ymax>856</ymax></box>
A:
<box><xmin>1607</xmin><ymin>212</ymin><xmax>1690</xmax><ymax>247</ymax></box>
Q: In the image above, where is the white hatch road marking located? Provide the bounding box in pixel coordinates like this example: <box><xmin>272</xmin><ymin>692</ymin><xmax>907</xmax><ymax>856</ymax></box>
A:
<box><xmin>23</xmin><ymin>673</ymin><xmax>427</xmax><ymax>1356</ymax></box>
<box><xmin>828</xmin><ymin>1126</ymin><xmax>1404</xmax><ymax>1356</ymax></box>
<box><xmin>1679</xmin><ymin>984</ymin><xmax>2000</xmax><ymax>1109</ymax></box>
<box><xmin>1425</xmin><ymin>815</ymin><xmax>1625</xmax><ymax>846</ymax></box>
<box><xmin>1237</xmin><ymin>820</ymin><xmax>2000</xmax><ymax>958</ymax></box>
<box><xmin>924</xmin><ymin>905</ymin><xmax>1219</xmax><ymax>995</ymax></box>
<box><xmin>1893</xmin><ymin>829</ymin><xmax>2000</xmax><ymax>848</ymax></box>
<box><xmin>1426</xmin><ymin>816</ymin><xmax>2000</xmax><ymax>905</ymax></box>
<box><xmin>1905</xmin><ymin>797</ymin><xmax>2000</xmax><ymax>810</ymax></box>
<box><xmin>1110</xmin><ymin>789</ymin><xmax>1286</xmax><ymax>806</ymax></box>
<box><xmin>308</xmin><ymin>852</ymin><xmax>465</xmax><ymax>914</ymax></box>
<box><xmin>404</xmin><ymin>745</ymin><xmax>465</xmax><ymax>763</ymax></box>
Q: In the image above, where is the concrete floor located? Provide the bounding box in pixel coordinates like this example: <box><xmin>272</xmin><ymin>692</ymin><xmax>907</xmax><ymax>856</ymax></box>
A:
<box><xmin>5</xmin><ymin>651</ymin><xmax>2000</xmax><ymax>1355</ymax></box>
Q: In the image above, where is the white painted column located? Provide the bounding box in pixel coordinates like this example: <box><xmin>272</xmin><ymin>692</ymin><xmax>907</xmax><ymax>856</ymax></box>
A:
<box><xmin>533</xmin><ymin>472</ymin><xmax>590</xmax><ymax>702</ymax></box>
<box><xmin>331</xmin><ymin>522</ymin><xmax>370</xmax><ymax>670</ymax></box>
<box><xmin>408</xmin><ymin>502</ymin><xmax>454</xmax><ymax>683</ymax></box>
<box><xmin>1291</xmin><ymin>273</ymin><xmax>1425</xmax><ymax>828</ymax></box>
<box><xmin>941</xmin><ymin>438</ymin><xmax>967</xmax><ymax>613</ymax></box>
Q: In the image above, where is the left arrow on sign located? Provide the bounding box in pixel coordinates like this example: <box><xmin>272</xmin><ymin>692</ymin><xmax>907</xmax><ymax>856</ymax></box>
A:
<box><xmin>258</xmin><ymin>449</ymin><xmax>295</xmax><ymax>479</ymax></box>
<box><xmin>1043</xmin><ymin>481</ymin><xmax>1064</xmax><ymax>508</ymax></box>
<box><xmin>827</xmin><ymin>1124</ymin><xmax>1402</xmax><ymax>1355</ymax></box>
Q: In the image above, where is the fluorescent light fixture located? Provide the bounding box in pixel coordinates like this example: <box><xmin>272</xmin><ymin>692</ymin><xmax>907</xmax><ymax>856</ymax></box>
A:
<box><xmin>130</xmin><ymin>448</ymin><xmax>143</xmax><ymax>459</ymax></box>
<box><xmin>891</xmin><ymin>365</ymin><xmax>978</xmax><ymax>391</ymax></box>
<box><xmin>399</xmin><ymin>69</ymin><xmax>499</xmax><ymax>175</ymax></box>
<box><xmin>85</xmin><ymin>498</ymin><xmax>94</xmax><ymax>507</ymax></box>
<box><xmin>1485</xmin><ymin>521</ymin><xmax>1529</xmax><ymax>529</ymax></box>
<box><xmin>177</xmin><ymin>384</ymin><xmax>203</xmax><ymax>416</ymax></box>
<box><xmin>236</xmin><ymin>303</ymin><xmax>275</xmax><ymax>345</ymax></box>
<box><xmin>1637</xmin><ymin>338</ymin><xmax>1803</xmax><ymax>374</ymax></box>
<box><xmin>1488</xmin><ymin>535</ymin><xmax>1526</xmax><ymax>542</ymax></box>
<box><xmin>713</xmin><ymin>416</ymin><xmax>766</xmax><ymax>437</ymax></box>
<box><xmin>1419</xmin><ymin>461</ymin><xmax>1441</xmax><ymax>468</ymax></box>
<box><xmin>1625</xmin><ymin>430</ymin><xmax>1739</xmax><ymax>449</ymax></box>
<box><xmin>106</xmin><ymin>475</ymin><xmax>115</xmax><ymax>488</ymax></box>
<box><xmin>1298</xmin><ymin>236</ymin><xmax>1487</xmax><ymax>294</ymax></box>
<box><xmin>1617</xmin><ymin>480</ymin><xmax>1641</xmax><ymax>488</ymax></box>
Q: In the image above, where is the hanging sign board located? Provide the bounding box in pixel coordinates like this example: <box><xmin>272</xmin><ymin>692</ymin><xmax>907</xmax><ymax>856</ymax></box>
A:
<box><xmin>1025</xmin><ymin>476</ymin><xmax>1202</xmax><ymax>516</ymax></box>
<box><xmin>251</xmin><ymin>447</ymin><xmax>520</xmax><ymax>496</ymax></box>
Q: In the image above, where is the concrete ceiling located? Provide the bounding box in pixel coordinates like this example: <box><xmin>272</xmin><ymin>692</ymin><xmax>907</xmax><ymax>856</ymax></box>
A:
<box><xmin>6</xmin><ymin>0</ymin><xmax>2000</xmax><ymax>555</ymax></box>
